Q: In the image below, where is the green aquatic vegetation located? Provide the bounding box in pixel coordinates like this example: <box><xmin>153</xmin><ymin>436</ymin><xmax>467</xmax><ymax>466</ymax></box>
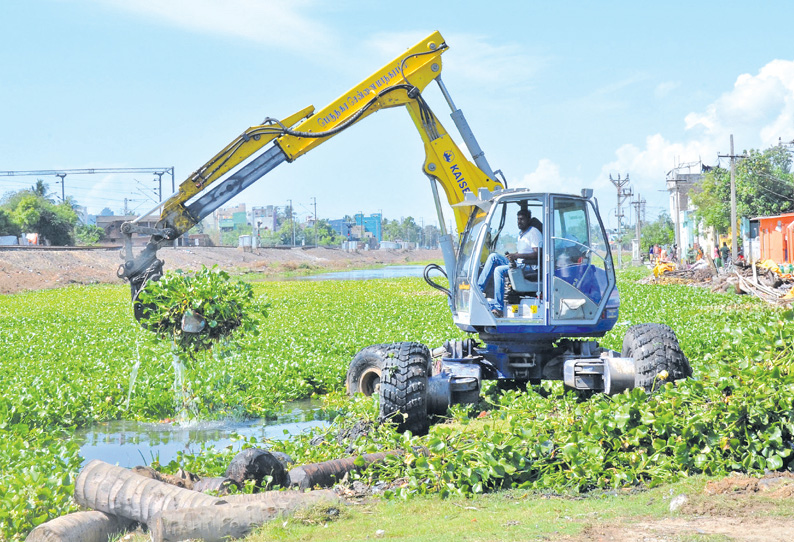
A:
<box><xmin>0</xmin><ymin>278</ymin><xmax>463</xmax><ymax>431</ymax></box>
<box><xmin>604</xmin><ymin>277</ymin><xmax>767</xmax><ymax>360</ymax></box>
<box><xmin>280</xmin><ymin>329</ymin><xmax>794</xmax><ymax>499</ymax></box>
<box><xmin>138</xmin><ymin>266</ymin><xmax>268</xmax><ymax>354</ymax></box>
<box><xmin>1</xmin><ymin>270</ymin><xmax>793</xmax><ymax>539</ymax></box>
<box><xmin>0</xmin><ymin>427</ymin><xmax>81</xmax><ymax>539</ymax></box>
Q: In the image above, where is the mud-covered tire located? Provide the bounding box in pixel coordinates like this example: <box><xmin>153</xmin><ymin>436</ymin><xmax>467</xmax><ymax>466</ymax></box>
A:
<box><xmin>346</xmin><ymin>344</ymin><xmax>391</xmax><ymax>396</ymax></box>
<box><xmin>622</xmin><ymin>323</ymin><xmax>691</xmax><ymax>392</ymax></box>
<box><xmin>378</xmin><ymin>342</ymin><xmax>430</xmax><ymax>435</ymax></box>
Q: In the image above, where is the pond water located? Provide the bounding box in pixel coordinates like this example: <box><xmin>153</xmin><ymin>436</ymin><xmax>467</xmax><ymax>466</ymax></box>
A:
<box><xmin>288</xmin><ymin>265</ymin><xmax>426</xmax><ymax>281</ymax></box>
<box><xmin>76</xmin><ymin>399</ymin><xmax>328</xmax><ymax>468</ymax></box>
<box><xmin>76</xmin><ymin>266</ymin><xmax>428</xmax><ymax>468</ymax></box>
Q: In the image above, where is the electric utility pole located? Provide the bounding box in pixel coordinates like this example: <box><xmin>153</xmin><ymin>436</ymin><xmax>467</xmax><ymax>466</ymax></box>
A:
<box><xmin>311</xmin><ymin>197</ymin><xmax>317</xmax><ymax>248</ymax></box>
<box><xmin>287</xmin><ymin>199</ymin><xmax>295</xmax><ymax>246</ymax></box>
<box><xmin>718</xmin><ymin>135</ymin><xmax>747</xmax><ymax>261</ymax></box>
<box><xmin>609</xmin><ymin>173</ymin><xmax>632</xmax><ymax>268</ymax></box>
<box><xmin>631</xmin><ymin>193</ymin><xmax>646</xmax><ymax>264</ymax></box>
<box><xmin>153</xmin><ymin>171</ymin><xmax>164</xmax><ymax>202</ymax></box>
<box><xmin>55</xmin><ymin>173</ymin><xmax>66</xmax><ymax>202</ymax></box>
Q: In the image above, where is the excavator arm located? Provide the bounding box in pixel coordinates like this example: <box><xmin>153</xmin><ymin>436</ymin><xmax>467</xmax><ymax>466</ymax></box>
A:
<box><xmin>119</xmin><ymin>31</ymin><xmax>504</xmax><ymax>316</ymax></box>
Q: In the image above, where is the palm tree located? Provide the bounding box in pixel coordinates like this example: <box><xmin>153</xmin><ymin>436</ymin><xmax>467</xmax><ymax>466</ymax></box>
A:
<box><xmin>29</xmin><ymin>180</ymin><xmax>54</xmax><ymax>202</ymax></box>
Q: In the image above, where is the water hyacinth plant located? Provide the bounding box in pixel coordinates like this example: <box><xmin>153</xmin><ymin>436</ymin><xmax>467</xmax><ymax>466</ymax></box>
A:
<box><xmin>136</xmin><ymin>266</ymin><xmax>269</xmax><ymax>354</ymax></box>
<box><xmin>135</xmin><ymin>266</ymin><xmax>270</xmax><ymax>421</ymax></box>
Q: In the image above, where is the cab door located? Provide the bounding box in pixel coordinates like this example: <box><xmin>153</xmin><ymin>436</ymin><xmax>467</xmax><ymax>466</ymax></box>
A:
<box><xmin>549</xmin><ymin>196</ymin><xmax>616</xmax><ymax>324</ymax></box>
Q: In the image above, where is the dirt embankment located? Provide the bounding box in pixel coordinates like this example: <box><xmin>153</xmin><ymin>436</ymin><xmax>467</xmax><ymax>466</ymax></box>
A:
<box><xmin>0</xmin><ymin>246</ymin><xmax>441</xmax><ymax>295</ymax></box>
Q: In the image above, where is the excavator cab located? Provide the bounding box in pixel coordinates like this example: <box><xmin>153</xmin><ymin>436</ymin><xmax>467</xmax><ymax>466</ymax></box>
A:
<box><xmin>450</xmin><ymin>189</ymin><xmax>619</xmax><ymax>339</ymax></box>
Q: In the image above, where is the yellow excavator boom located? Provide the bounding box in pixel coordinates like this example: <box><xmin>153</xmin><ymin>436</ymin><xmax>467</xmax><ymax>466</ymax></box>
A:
<box><xmin>120</xmin><ymin>31</ymin><xmax>505</xmax><ymax>308</ymax></box>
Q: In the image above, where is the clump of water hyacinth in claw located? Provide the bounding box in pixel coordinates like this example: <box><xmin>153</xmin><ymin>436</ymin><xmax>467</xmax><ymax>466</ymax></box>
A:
<box><xmin>137</xmin><ymin>265</ymin><xmax>269</xmax><ymax>354</ymax></box>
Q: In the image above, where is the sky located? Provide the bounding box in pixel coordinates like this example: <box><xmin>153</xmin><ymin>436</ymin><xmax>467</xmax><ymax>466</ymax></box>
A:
<box><xmin>2</xmin><ymin>0</ymin><xmax>793</xmax><ymax>231</ymax></box>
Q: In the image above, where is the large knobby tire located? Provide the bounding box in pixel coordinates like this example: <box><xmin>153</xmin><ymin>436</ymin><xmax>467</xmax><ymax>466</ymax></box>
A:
<box><xmin>378</xmin><ymin>342</ymin><xmax>430</xmax><ymax>435</ymax></box>
<box><xmin>622</xmin><ymin>323</ymin><xmax>691</xmax><ymax>392</ymax></box>
<box><xmin>346</xmin><ymin>344</ymin><xmax>391</xmax><ymax>396</ymax></box>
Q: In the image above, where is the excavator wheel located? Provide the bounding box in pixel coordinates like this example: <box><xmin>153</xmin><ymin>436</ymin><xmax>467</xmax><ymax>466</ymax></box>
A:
<box><xmin>378</xmin><ymin>342</ymin><xmax>430</xmax><ymax>435</ymax></box>
<box><xmin>346</xmin><ymin>344</ymin><xmax>391</xmax><ymax>396</ymax></box>
<box><xmin>622</xmin><ymin>323</ymin><xmax>691</xmax><ymax>393</ymax></box>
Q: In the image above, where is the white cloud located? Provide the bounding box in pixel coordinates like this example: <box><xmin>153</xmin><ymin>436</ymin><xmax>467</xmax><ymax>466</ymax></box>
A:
<box><xmin>365</xmin><ymin>31</ymin><xmax>545</xmax><ymax>93</ymax></box>
<box><xmin>597</xmin><ymin>134</ymin><xmax>714</xmax><ymax>207</ymax></box>
<box><xmin>92</xmin><ymin>0</ymin><xmax>339</xmax><ymax>57</ymax></box>
<box><xmin>442</xmin><ymin>33</ymin><xmax>544</xmax><ymax>92</ymax></box>
<box><xmin>654</xmin><ymin>81</ymin><xmax>680</xmax><ymax>98</ymax></box>
<box><xmin>596</xmin><ymin>58</ymin><xmax>794</xmax><ymax>216</ymax></box>
<box><xmin>515</xmin><ymin>158</ymin><xmax>580</xmax><ymax>190</ymax></box>
<box><xmin>684</xmin><ymin>59</ymin><xmax>794</xmax><ymax>147</ymax></box>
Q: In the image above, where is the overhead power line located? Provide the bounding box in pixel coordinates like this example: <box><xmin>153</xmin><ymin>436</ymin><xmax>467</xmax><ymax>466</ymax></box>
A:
<box><xmin>0</xmin><ymin>167</ymin><xmax>173</xmax><ymax>177</ymax></box>
<box><xmin>0</xmin><ymin>167</ymin><xmax>175</xmax><ymax>203</ymax></box>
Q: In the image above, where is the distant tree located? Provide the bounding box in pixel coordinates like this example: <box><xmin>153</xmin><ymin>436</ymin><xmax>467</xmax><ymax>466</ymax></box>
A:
<box><xmin>422</xmin><ymin>224</ymin><xmax>440</xmax><ymax>248</ymax></box>
<box><xmin>5</xmin><ymin>192</ymin><xmax>78</xmax><ymax>245</ymax></box>
<box><xmin>690</xmin><ymin>167</ymin><xmax>730</xmax><ymax>233</ymax></box>
<box><xmin>220</xmin><ymin>224</ymin><xmax>252</xmax><ymax>246</ymax></box>
<box><xmin>0</xmin><ymin>208</ymin><xmax>20</xmax><ymax>237</ymax></box>
<box><xmin>381</xmin><ymin>217</ymin><xmax>428</xmax><ymax>243</ymax></box>
<box><xmin>304</xmin><ymin>219</ymin><xmax>340</xmax><ymax>246</ymax></box>
<box><xmin>2</xmin><ymin>188</ymin><xmax>33</xmax><ymax>210</ymax></box>
<box><xmin>29</xmin><ymin>180</ymin><xmax>54</xmax><ymax>202</ymax></box>
<box><xmin>39</xmin><ymin>202</ymin><xmax>78</xmax><ymax>245</ymax></box>
<box><xmin>0</xmin><ymin>184</ymin><xmax>85</xmax><ymax>245</ymax></box>
<box><xmin>10</xmin><ymin>194</ymin><xmax>42</xmax><ymax>234</ymax></box>
<box><xmin>401</xmin><ymin>216</ymin><xmax>421</xmax><ymax>243</ymax></box>
<box><xmin>99</xmin><ymin>207</ymin><xmax>115</xmax><ymax>216</ymax></box>
<box><xmin>691</xmin><ymin>145</ymin><xmax>794</xmax><ymax>233</ymax></box>
<box><xmin>382</xmin><ymin>218</ymin><xmax>402</xmax><ymax>241</ymax></box>
<box><xmin>75</xmin><ymin>224</ymin><xmax>105</xmax><ymax>245</ymax></box>
<box><xmin>276</xmin><ymin>218</ymin><xmax>302</xmax><ymax>245</ymax></box>
<box><xmin>617</xmin><ymin>228</ymin><xmax>635</xmax><ymax>250</ymax></box>
<box><xmin>641</xmin><ymin>212</ymin><xmax>675</xmax><ymax>250</ymax></box>
<box><xmin>258</xmin><ymin>228</ymin><xmax>282</xmax><ymax>247</ymax></box>
<box><xmin>61</xmin><ymin>195</ymin><xmax>80</xmax><ymax>211</ymax></box>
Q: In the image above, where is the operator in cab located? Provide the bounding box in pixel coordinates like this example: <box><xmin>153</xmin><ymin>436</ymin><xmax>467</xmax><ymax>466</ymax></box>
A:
<box><xmin>476</xmin><ymin>207</ymin><xmax>542</xmax><ymax>317</ymax></box>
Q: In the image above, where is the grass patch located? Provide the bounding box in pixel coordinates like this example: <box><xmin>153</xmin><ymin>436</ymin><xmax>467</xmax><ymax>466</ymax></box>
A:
<box><xmin>243</xmin><ymin>475</ymin><xmax>794</xmax><ymax>541</ymax></box>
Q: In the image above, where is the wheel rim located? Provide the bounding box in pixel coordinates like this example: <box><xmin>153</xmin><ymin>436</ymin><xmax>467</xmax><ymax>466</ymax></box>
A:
<box><xmin>358</xmin><ymin>368</ymin><xmax>381</xmax><ymax>396</ymax></box>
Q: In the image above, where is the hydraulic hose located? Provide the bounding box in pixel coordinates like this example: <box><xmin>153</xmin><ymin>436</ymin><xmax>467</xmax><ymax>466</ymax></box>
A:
<box><xmin>277</xmin><ymin>84</ymin><xmax>419</xmax><ymax>140</ymax></box>
<box><xmin>423</xmin><ymin>263</ymin><xmax>452</xmax><ymax>299</ymax></box>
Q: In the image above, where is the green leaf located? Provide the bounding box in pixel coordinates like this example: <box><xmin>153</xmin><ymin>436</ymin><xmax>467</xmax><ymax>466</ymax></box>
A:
<box><xmin>767</xmin><ymin>454</ymin><xmax>784</xmax><ymax>470</ymax></box>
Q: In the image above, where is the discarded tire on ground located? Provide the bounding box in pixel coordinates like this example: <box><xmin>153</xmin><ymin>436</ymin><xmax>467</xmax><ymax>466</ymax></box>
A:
<box><xmin>225</xmin><ymin>448</ymin><xmax>289</xmax><ymax>490</ymax></box>
<box><xmin>622</xmin><ymin>323</ymin><xmax>691</xmax><ymax>392</ymax></box>
<box><xmin>378</xmin><ymin>341</ymin><xmax>430</xmax><ymax>435</ymax></box>
<box><xmin>346</xmin><ymin>343</ymin><xmax>391</xmax><ymax>396</ymax></box>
